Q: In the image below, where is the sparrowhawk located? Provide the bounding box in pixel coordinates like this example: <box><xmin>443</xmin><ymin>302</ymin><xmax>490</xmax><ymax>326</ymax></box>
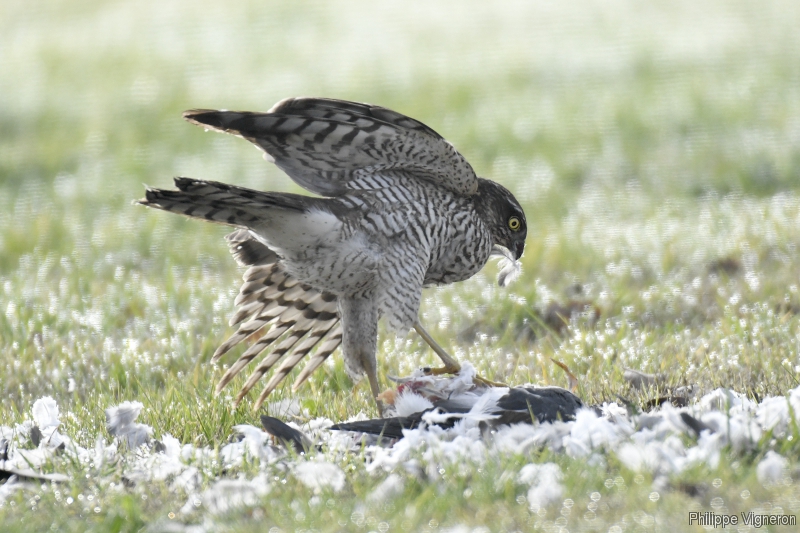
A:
<box><xmin>138</xmin><ymin>97</ymin><xmax>527</xmax><ymax>411</ymax></box>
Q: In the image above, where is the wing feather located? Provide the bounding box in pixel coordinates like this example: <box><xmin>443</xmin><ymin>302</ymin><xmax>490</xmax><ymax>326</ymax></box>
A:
<box><xmin>253</xmin><ymin>327</ymin><xmax>333</xmax><ymax>405</ymax></box>
<box><xmin>183</xmin><ymin>97</ymin><xmax>478</xmax><ymax>197</ymax></box>
<box><xmin>214</xmin><ymin>230</ymin><xmax>342</xmax><ymax>408</ymax></box>
<box><xmin>291</xmin><ymin>324</ymin><xmax>343</xmax><ymax>391</ymax></box>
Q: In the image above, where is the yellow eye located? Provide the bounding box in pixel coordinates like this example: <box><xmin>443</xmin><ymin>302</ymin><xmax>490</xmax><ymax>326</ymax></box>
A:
<box><xmin>508</xmin><ymin>216</ymin><xmax>521</xmax><ymax>231</ymax></box>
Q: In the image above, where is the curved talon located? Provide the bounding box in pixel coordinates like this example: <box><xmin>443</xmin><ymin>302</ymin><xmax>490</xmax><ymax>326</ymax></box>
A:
<box><xmin>414</xmin><ymin>320</ymin><xmax>461</xmax><ymax>370</ymax></box>
<box><xmin>413</xmin><ymin>318</ymin><xmax>507</xmax><ymax>387</ymax></box>
<box><xmin>474</xmin><ymin>375</ymin><xmax>508</xmax><ymax>388</ymax></box>
<box><xmin>421</xmin><ymin>364</ymin><xmax>461</xmax><ymax>376</ymax></box>
<box><xmin>420</xmin><ymin>366</ymin><xmax>507</xmax><ymax>388</ymax></box>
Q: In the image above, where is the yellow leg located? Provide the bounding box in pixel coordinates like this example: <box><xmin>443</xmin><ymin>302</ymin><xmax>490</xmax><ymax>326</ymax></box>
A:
<box><xmin>474</xmin><ymin>375</ymin><xmax>509</xmax><ymax>387</ymax></box>
<box><xmin>414</xmin><ymin>319</ymin><xmax>461</xmax><ymax>372</ymax></box>
<box><xmin>413</xmin><ymin>318</ymin><xmax>508</xmax><ymax>387</ymax></box>
<box><xmin>366</xmin><ymin>367</ymin><xmax>386</xmax><ymax>417</ymax></box>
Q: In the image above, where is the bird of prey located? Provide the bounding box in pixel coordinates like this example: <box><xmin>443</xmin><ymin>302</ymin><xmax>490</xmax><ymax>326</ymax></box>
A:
<box><xmin>138</xmin><ymin>97</ymin><xmax>527</xmax><ymax>412</ymax></box>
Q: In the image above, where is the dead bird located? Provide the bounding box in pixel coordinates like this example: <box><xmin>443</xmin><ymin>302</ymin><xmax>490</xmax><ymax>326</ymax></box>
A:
<box><xmin>331</xmin><ymin>363</ymin><xmax>583</xmax><ymax>438</ymax></box>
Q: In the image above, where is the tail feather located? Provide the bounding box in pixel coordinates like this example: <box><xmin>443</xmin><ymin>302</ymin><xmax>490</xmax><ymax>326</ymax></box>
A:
<box><xmin>138</xmin><ymin>177</ymin><xmax>309</xmax><ymax>228</ymax></box>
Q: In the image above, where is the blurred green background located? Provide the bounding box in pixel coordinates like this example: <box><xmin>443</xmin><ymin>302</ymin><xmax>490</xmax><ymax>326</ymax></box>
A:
<box><xmin>4</xmin><ymin>1</ymin><xmax>800</xmax><ymax>531</ymax></box>
<box><xmin>2</xmin><ymin>0</ymin><xmax>800</xmax><ymax>409</ymax></box>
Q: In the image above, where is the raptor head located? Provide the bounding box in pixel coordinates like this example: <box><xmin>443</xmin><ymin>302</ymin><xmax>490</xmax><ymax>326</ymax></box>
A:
<box><xmin>476</xmin><ymin>178</ymin><xmax>527</xmax><ymax>260</ymax></box>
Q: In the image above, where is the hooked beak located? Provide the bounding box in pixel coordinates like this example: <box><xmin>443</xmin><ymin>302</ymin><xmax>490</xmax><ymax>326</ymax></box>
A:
<box><xmin>513</xmin><ymin>240</ymin><xmax>525</xmax><ymax>260</ymax></box>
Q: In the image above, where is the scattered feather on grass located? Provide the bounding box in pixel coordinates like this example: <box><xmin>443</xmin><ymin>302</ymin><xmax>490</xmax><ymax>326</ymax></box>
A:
<box><xmin>105</xmin><ymin>401</ymin><xmax>153</xmax><ymax>449</ymax></box>
<box><xmin>4</xmin><ymin>377</ymin><xmax>800</xmax><ymax>523</ymax></box>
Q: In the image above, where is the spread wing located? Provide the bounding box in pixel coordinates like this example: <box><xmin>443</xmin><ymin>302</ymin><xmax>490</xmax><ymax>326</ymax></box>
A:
<box><xmin>215</xmin><ymin>229</ymin><xmax>342</xmax><ymax>409</ymax></box>
<box><xmin>183</xmin><ymin>97</ymin><xmax>479</xmax><ymax>196</ymax></box>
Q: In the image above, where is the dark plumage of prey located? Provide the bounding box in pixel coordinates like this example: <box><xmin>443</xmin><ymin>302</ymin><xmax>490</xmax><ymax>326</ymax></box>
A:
<box><xmin>330</xmin><ymin>386</ymin><xmax>585</xmax><ymax>440</ymax></box>
<box><xmin>138</xmin><ymin>97</ymin><xmax>527</xmax><ymax>412</ymax></box>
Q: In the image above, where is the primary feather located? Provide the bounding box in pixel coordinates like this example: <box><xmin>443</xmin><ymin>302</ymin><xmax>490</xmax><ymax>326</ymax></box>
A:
<box><xmin>183</xmin><ymin>97</ymin><xmax>478</xmax><ymax>197</ymax></box>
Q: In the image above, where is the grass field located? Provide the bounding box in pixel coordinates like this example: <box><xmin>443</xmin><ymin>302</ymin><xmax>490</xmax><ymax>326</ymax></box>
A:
<box><xmin>2</xmin><ymin>1</ymin><xmax>800</xmax><ymax>531</ymax></box>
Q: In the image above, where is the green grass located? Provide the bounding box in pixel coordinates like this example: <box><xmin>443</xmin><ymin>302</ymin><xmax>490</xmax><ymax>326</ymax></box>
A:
<box><xmin>3</xmin><ymin>0</ymin><xmax>800</xmax><ymax>531</ymax></box>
